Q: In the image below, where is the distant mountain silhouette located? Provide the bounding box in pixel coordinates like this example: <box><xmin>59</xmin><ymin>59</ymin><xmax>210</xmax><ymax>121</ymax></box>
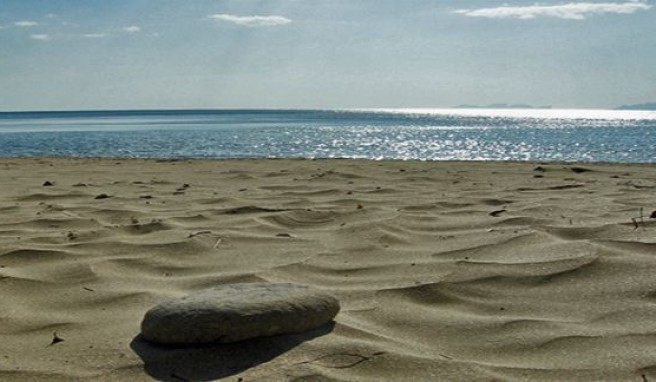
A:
<box><xmin>616</xmin><ymin>102</ymin><xmax>656</xmax><ymax>110</ymax></box>
<box><xmin>454</xmin><ymin>103</ymin><xmax>552</xmax><ymax>109</ymax></box>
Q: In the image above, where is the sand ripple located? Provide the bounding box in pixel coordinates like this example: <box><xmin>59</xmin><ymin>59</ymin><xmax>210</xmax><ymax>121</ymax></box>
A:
<box><xmin>1</xmin><ymin>158</ymin><xmax>655</xmax><ymax>381</ymax></box>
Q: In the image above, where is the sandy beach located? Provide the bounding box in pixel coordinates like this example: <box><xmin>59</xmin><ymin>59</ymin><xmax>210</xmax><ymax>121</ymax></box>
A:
<box><xmin>1</xmin><ymin>157</ymin><xmax>655</xmax><ymax>381</ymax></box>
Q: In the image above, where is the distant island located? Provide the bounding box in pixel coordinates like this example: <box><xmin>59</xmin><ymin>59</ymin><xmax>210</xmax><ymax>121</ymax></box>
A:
<box><xmin>454</xmin><ymin>103</ymin><xmax>552</xmax><ymax>109</ymax></box>
<box><xmin>616</xmin><ymin>102</ymin><xmax>656</xmax><ymax>110</ymax></box>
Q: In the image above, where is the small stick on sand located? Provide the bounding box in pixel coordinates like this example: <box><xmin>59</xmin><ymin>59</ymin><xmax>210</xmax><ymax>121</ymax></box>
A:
<box><xmin>213</xmin><ymin>238</ymin><xmax>222</xmax><ymax>249</ymax></box>
<box><xmin>632</xmin><ymin>218</ymin><xmax>638</xmax><ymax>230</ymax></box>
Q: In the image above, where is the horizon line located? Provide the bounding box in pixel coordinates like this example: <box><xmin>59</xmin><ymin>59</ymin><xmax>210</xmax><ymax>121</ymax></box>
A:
<box><xmin>0</xmin><ymin>105</ymin><xmax>650</xmax><ymax>114</ymax></box>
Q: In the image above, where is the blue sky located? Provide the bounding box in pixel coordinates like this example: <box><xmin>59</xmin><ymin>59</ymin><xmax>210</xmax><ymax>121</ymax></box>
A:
<box><xmin>0</xmin><ymin>0</ymin><xmax>654</xmax><ymax>111</ymax></box>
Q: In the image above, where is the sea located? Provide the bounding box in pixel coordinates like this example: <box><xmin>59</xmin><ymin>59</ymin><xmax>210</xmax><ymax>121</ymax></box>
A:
<box><xmin>0</xmin><ymin>109</ymin><xmax>655</xmax><ymax>162</ymax></box>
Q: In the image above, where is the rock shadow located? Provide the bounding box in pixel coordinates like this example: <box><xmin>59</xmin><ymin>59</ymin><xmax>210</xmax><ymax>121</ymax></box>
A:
<box><xmin>130</xmin><ymin>322</ymin><xmax>335</xmax><ymax>381</ymax></box>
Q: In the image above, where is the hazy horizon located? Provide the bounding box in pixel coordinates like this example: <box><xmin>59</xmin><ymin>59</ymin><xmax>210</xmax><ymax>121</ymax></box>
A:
<box><xmin>1</xmin><ymin>0</ymin><xmax>655</xmax><ymax>111</ymax></box>
<box><xmin>2</xmin><ymin>107</ymin><xmax>656</xmax><ymax>117</ymax></box>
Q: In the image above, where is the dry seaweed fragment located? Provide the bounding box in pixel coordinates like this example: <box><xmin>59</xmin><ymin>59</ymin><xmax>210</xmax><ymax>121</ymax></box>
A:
<box><xmin>49</xmin><ymin>332</ymin><xmax>64</xmax><ymax>346</ymax></box>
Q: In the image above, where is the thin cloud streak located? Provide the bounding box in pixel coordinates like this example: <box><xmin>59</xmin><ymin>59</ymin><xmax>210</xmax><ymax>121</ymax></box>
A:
<box><xmin>455</xmin><ymin>1</ymin><xmax>652</xmax><ymax>20</ymax></box>
<box><xmin>30</xmin><ymin>34</ymin><xmax>50</xmax><ymax>41</ymax></box>
<box><xmin>123</xmin><ymin>25</ymin><xmax>141</xmax><ymax>33</ymax></box>
<box><xmin>15</xmin><ymin>21</ymin><xmax>39</xmax><ymax>27</ymax></box>
<box><xmin>209</xmin><ymin>14</ymin><xmax>292</xmax><ymax>27</ymax></box>
<box><xmin>83</xmin><ymin>33</ymin><xmax>106</xmax><ymax>38</ymax></box>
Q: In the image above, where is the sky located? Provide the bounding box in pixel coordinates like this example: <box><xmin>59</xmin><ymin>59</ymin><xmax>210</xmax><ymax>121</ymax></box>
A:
<box><xmin>0</xmin><ymin>0</ymin><xmax>655</xmax><ymax>111</ymax></box>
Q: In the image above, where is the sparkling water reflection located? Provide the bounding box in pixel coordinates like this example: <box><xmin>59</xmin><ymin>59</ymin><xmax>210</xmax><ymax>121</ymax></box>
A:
<box><xmin>0</xmin><ymin>109</ymin><xmax>654</xmax><ymax>162</ymax></box>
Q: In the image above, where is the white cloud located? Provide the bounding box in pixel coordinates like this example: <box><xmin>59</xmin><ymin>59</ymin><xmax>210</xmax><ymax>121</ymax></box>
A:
<box><xmin>83</xmin><ymin>33</ymin><xmax>106</xmax><ymax>38</ymax></box>
<box><xmin>30</xmin><ymin>34</ymin><xmax>50</xmax><ymax>41</ymax></box>
<box><xmin>15</xmin><ymin>21</ymin><xmax>39</xmax><ymax>27</ymax></box>
<box><xmin>454</xmin><ymin>1</ymin><xmax>652</xmax><ymax>20</ymax></box>
<box><xmin>209</xmin><ymin>14</ymin><xmax>292</xmax><ymax>27</ymax></box>
<box><xmin>123</xmin><ymin>25</ymin><xmax>141</xmax><ymax>33</ymax></box>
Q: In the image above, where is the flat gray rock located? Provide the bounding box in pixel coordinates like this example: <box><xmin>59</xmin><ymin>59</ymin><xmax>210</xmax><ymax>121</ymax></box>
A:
<box><xmin>141</xmin><ymin>283</ymin><xmax>340</xmax><ymax>345</ymax></box>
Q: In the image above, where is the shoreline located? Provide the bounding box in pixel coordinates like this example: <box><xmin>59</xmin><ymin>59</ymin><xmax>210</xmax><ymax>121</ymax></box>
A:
<box><xmin>3</xmin><ymin>155</ymin><xmax>655</xmax><ymax>165</ymax></box>
<box><xmin>1</xmin><ymin>158</ymin><xmax>655</xmax><ymax>380</ymax></box>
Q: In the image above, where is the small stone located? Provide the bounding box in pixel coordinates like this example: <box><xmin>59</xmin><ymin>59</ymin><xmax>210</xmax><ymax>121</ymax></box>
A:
<box><xmin>94</xmin><ymin>193</ymin><xmax>110</xmax><ymax>200</ymax></box>
<box><xmin>141</xmin><ymin>283</ymin><xmax>340</xmax><ymax>345</ymax></box>
<box><xmin>43</xmin><ymin>181</ymin><xmax>54</xmax><ymax>186</ymax></box>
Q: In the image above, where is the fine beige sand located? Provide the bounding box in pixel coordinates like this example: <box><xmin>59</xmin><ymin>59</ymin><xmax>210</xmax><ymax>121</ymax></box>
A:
<box><xmin>1</xmin><ymin>157</ymin><xmax>656</xmax><ymax>381</ymax></box>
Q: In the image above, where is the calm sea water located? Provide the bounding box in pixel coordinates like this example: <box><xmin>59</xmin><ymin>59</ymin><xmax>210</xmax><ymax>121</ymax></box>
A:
<box><xmin>0</xmin><ymin>109</ymin><xmax>655</xmax><ymax>162</ymax></box>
